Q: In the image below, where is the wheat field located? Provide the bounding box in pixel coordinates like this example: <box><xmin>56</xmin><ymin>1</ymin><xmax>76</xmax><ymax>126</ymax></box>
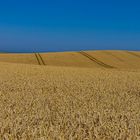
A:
<box><xmin>0</xmin><ymin>51</ymin><xmax>140</xmax><ymax>139</ymax></box>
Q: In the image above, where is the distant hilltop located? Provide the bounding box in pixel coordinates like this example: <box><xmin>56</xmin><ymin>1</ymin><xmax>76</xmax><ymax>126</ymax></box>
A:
<box><xmin>0</xmin><ymin>50</ymin><xmax>140</xmax><ymax>69</ymax></box>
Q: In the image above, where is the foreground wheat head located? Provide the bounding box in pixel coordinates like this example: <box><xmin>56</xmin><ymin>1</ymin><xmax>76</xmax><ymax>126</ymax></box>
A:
<box><xmin>0</xmin><ymin>62</ymin><xmax>140</xmax><ymax>139</ymax></box>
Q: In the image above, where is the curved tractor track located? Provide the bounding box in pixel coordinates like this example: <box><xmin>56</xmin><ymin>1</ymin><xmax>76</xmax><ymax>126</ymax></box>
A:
<box><xmin>78</xmin><ymin>51</ymin><xmax>115</xmax><ymax>69</ymax></box>
<box><xmin>104</xmin><ymin>51</ymin><xmax>124</xmax><ymax>62</ymax></box>
<box><xmin>126</xmin><ymin>51</ymin><xmax>140</xmax><ymax>59</ymax></box>
<box><xmin>35</xmin><ymin>53</ymin><xmax>45</xmax><ymax>65</ymax></box>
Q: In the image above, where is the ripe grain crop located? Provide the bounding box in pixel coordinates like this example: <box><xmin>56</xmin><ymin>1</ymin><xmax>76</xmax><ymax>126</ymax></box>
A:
<box><xmin>35</xmin><ymin>53</ymin><xmax>45</xmax><ymax>65</ymax></box>
<box><xmin>86</xmin><ymin>51</ymin><xmax>140</xmax><ymax>69</ymax></box>
<box><xmin>0</xmin><ymin>59</ymin><xmax>140</xmax><ymax>139</ymax></box>
<box><xmin>78</xmin><ymin>51</ymin><xmax>115</xmax><ymax>68</ymax></box>
<box><xmin>0</xmin><ymin>53</ymin><xmax>38</xmax><ymax>65</ymax></box>
<box><xmin>0</xmin><ymin>51</ymin><xmax>140</xmax><ymax>69</ymax></box>
<box><xmin>41</xmin><ymin>52</ymin><xmax>100</xmax><ymax>68</ymax></box>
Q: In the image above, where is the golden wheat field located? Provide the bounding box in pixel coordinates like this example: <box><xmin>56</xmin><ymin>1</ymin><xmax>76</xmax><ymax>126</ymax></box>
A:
<box><xmin>0</xmin><ymin>50</ymin><xmax>140</xmax><ymax>140</ymax></box>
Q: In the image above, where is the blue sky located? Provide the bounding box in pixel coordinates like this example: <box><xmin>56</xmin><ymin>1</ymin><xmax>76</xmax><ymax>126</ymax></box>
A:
<box><xmin>0</xmin><ymin>0</ymin><xmax>140</xmax><ymax>52</ymax></box>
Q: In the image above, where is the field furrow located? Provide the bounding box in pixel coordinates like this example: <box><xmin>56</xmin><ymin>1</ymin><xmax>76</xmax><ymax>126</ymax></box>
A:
<box><xmin>35</xmin><ymin>53</ymin><xmax>45</xmax><ymax>65</ymax></box>
<box><xmin>0</xmin><ymin>50</ymin><xmax>139</xmax><ymax>69</ymax></box>
<box><xmin>79</xmin><ymin>51</ymin><xmax>115</xmax><ymax>68</ymax></box>
<box><xmin>103</xmin><ymin>51</ymin><xmax>124</xmax><ymax>62</ymax></box>
<box><xmin>126</xmin><ymin>51</ymin><xmax>140</xmax><ymax>59</ymax></box>
<box><xmin>35</xmin><ymin>53</ymin><xmax>41</xmax><ymax>65</ymax></box>
<box><xmin>38</xmin><ymin>53</ymin><xmax>45</xmax><ymax>65</ymax></box>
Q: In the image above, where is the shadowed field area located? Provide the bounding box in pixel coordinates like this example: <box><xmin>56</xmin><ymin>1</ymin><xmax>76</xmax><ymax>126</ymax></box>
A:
<box><xmin>0</xmin><ymin>51</ymin><xmax>140</xmax><ymax>139</ymax></box>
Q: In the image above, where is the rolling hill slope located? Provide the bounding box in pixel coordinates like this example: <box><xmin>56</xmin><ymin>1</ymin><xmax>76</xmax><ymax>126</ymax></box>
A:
<box><xmin>0</xmin><ymin>50</ymin><xmax>139</xmax><ymax>69</ymax></box>
<box><xmin>85</xmin><ymin>50</ymin><xmax>140</xmax><ymax>69</ymax></box>
<box><xmin>0</xmin><ymin>50</ymin><xmax>140</xmax><ymax>139</ymax></box>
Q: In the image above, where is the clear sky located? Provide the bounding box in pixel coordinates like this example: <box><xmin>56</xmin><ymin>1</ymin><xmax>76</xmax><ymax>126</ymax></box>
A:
<box><xmin>0</xmin><ymin>0</ymin><xmax>140</xmax><ymax>52</ymax></box>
